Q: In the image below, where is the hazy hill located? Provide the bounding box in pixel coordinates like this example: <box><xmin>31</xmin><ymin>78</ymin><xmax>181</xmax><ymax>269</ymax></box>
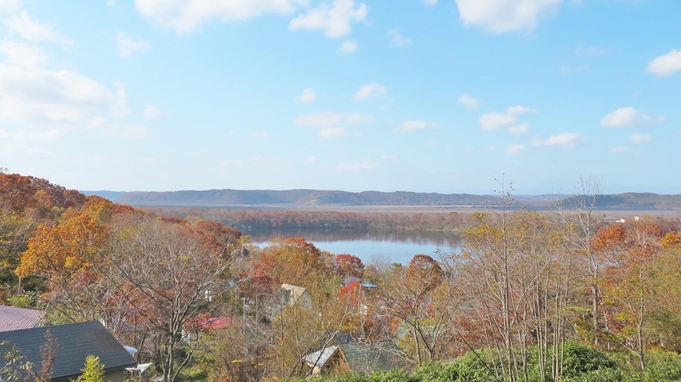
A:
<box><xmin>109</xmin><ymin>189</ymin><xmax>502</xmax><ymax>207</ymax></box>
<box><xmin>561</xmin><ymin>193</ymin><xmax>681</xmax><ymax>210</ymax></box>
<box><xmin>80</xmin><ymin>189</ymin><xmax>681</xmax><ymax>210</ymax></box>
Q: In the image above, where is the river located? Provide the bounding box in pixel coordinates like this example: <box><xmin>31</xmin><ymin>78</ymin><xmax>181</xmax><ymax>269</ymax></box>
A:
<box><xmin>246</xmin><ymin>228</ymin><xmax>463</xmax><ymax>265</ymax></box>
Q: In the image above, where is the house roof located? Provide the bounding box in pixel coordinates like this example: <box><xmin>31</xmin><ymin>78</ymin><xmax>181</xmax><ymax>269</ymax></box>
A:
<box><xmin>339</xmin><ymin>341</ymin><xmax>408</xmax><ymax>374</ymax></box>
<box><xmin>0</xmin><ymin>321</ymin><xmax>137</xmax><ymax>380</ymax></box>
<box><xmin>303</xmin><ymin>345</ymin><xmax>338</xmax><ymax>368</ymax></box>
<box><xmin>279</xmin><ymin>283</ymin><xmax>309</xmax><ymax>305</ymax></box>
<box><xmin>0</xmin><ymin>305</ymin><xmax>45</xmax><ymax>332</ymax></box>
<box><xmin>303</xmin><ymin>340</ymin><xmax>408</xmax><ymax>374</ymax></box>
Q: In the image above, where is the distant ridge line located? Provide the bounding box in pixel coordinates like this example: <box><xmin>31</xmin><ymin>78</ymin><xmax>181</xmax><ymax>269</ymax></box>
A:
<box><xmin>80</xmin><ymin>189</ymin><xmax>681</xmax><ymax>210</ymax></box>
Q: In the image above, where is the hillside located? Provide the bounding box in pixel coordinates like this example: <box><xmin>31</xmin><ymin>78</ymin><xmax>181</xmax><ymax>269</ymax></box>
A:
<box><xmin>87</xmin><ymin>189</ymin><xmax>681</xmax><ymax>210</ymax></box>
<box><xmin>109</xmin><ymin>189</ymin><xmax>500</xmax><ymax>207</ymax></box>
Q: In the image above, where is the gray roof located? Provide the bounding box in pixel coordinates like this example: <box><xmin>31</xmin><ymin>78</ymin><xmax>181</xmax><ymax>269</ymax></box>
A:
<box><xmin>303</xmin><ymin>340</ymin><xmax>408</xmax><ymax>374</ymax></box>
<box><xmin>0</xmin><ymin>305</ymin><xmax>45</xmax><ymax>332</ymax></box>
<box><xmin>0</xmin><ymin>321</ymin><xmax>136</xmax><ymax>380</ymax></box>
<box><xmin>303</xmin><ymin>345</ymin><xmax>338</xmax><ymax>368</ymax></box>
<box><xmin>339</xmin><ymin>341</ymin><xmax>408</xmax><ymax>374</ymax></box>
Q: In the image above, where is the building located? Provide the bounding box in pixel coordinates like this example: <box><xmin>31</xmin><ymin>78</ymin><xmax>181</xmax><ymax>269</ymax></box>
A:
<box><xmin>0</xmin><ymin>321</ymin><xmax>137</xmax><ymax>382</ymax></box>
<box><xmin>278</xmin><ymin>283</ymin><xmax>312</xmax><ymax>309</ymax></box>
<box><xmin>303</xmin><ymin>340</ymin><xmax>408</xmax><ymax>376</ymax></box>
<box><xmin>0</xmin><ymin>305</ymin><xmax>45</xmax><ymax>332</ymax></box>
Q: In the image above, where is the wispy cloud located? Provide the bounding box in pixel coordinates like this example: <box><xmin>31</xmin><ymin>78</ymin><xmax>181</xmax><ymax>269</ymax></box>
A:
<box><xmin>560</xmin><ymin>64</ymin><xmax>589</xmax><ymax>74</ymax></box>
<box><xmin>532</xmin><ymin>133</ymin><xmax>585</xmax><ymax>148</ymax></box>
<box><xmin>336</xmin><ymin>161</ymin><xmax>380</xmax><ymax>171</ymax></box>
<box><xmin>631</xmin><ymin>134</ymin><xmax>651</xmax><ymax>144</ymax></box>
<box><xmin>339</xmin><ymin>40</ymin><xmax>357</xmax><ymax>54</ymax></box>
<box><xmin>457</xmin><ymin>93</ymin><xmax>479</xmax><ymax>109</ymax></box>
<box><xmin>143</xmin><ymin>105</ymin><xmax>162</xmax><ymax>120</ymax></box>
<box><xmin>296</xmin><ymin>111</ymin><xmax>372</xmax><ymax>138</ymax></box>
<box><xmin>352</xmin><ymin>83</ymin><xmax>387</xmax><ymax>101</ymax></box>
<box><xmin>402</xmin><ymin>120</ymin><xmax>429</xmax><ymax>132</ymax></box>
<box><xmin>455</xmin><ymin>0</ymin><xmax>561</xmax><ymax>33</ymax></box>
<box><xmin>135</xmin><ymin>0</ymin><xmax>306</xmax><ymax>33</ymax></box>
<box><xmin>289</xmin><ymin>0</ymin><xmax>367</xmax><ymax>38</ymax></box>
<box><xmin>296</xmin><ymin>88</ymin><xmax>317</xmax><ymax>103</ymax></box>
<box><xmin>6</xmin><ymin>11</ymin><xmax>71</xmax><ymax>43</ymax></box>
<box><xmin>386</xmin><ymin>30</ymin><xmax>411</xmax><ymax>47</ymax></box>
<box><xmin>117</xmin><ymin>31</ymin><xmax>149</xmax><ymax>57</ymax></box>
<box><xmin>601</xmin><ymin>107</ymin><xmax>665</xmax><ymax>128</ymax></box>
<box><xmin>506</xmin><ymin>144</ymin><xmax>525</xmax><ymax>154</ymax></box>
<box><xmin>0</xmin><ymin>128</ymin><xmax>64</xmax><ymax>140</ymax></box>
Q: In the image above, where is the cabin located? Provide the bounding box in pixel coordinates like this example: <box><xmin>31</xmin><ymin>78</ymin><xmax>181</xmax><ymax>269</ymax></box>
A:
<box><xmin>278</xmin><ymin>283</ymin><xmax>312</xmax><ymax>309</ymax></box>
<box><xmin>0</xmin><ymin>321</ymin><xmax>137</xmax><ymax>382</ymax></box>
<box><xmin>303</xmin><ymin>340</ymin><xmax>408</xmax><ymax>376</ymax></box>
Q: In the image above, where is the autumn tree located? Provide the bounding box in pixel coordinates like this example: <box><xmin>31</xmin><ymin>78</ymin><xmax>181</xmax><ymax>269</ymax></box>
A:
<box><xmin>107</xmin><ymin>214</ymin><xmax>239</xmax><ymax>382</ymax></box>
<box><xmin>16</xmin><ymin>202</ymin><xmax>111</xmax><ymax>322</ymax></box>
<box><xmin>335</xmin><ymin>253</ymin><xmax>365</xmax><ymax>278</ymax></box>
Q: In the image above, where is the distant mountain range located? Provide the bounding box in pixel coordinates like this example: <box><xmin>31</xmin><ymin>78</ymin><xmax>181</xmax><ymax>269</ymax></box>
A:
<box><xmin>80</xmin><ymin>189</ymin><xmax>681</xmax><ymax>210</ymax></box>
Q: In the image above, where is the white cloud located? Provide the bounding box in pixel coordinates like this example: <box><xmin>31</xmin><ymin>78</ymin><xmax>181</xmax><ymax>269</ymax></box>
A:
<box><xmin>508</xmin><ymin>123</ymin><xmax>529</xmax><ymax>134</ymax></box>
<box><xmin>457</xmin><ymin>93</ymin><xmax>479</xmax><ymax>109</ymax></box>
<box><xmin>352</xmin><ymin>83</ymin><xmax>387</xmax><ymax>101</ymax></box>
<box><xmin>339</xmin><ymin>40</ymin><xmax>357</xmax><ymax>54</ymax></box>
<box><xmin>0</xmin><ymin>128</ymin><xmax>63</xmax><ymax>140</ymax></box>
<box><xmin>506</xmin><ymin>144</ymin><xmax>525</xmax><ymax>154</ymax></box>
<box><xmin>0</xmin><ymin>63</ymin><xmax>122</xmax><ymax>126</ymax></box>
<box><xmin>402</xmin><ymin>120</ymin><xmax>428</xmax><ymax>132</ymax></box>
<box><xmin>289</xmin><ymin>0</ymin><xmax>367</xmax><ymax>38</ymax></box>
<box><xmin>646</xmin><ymin>49</ymin><xmax>681</xmax><ymax>77</ymax></box>
<box><xmin>307</xmin><ymin>156</ymin><xmax>317</xmax><ymax>163</ymax></box>
<box><xmin>480</xmin><ymin>106</ymin><xmax>535</xmax><ymax>132</ymax></box>
<box><xmin>631</xmin><ymin>134</ymin><xmax>651</xmax><ymax>144</ymax></box>
<box><xmin>381</xmin><ymin>154</ymin><xmax>397</xmax><ymax>160</ymax></box>
<box><xmin>0</xmin><ymin>41</ymin><xmax>48</xmax><ymax>67</ymax></box>
<box><xmin>295</xmin><ymin>111</ymin><xmax>372</xmax><ymax>138</ymax></box>
<box><xmin>135</xmin><ymin>0</ymin><xmax>306</xmax><ymax>33</ymax></box>
<box><xmin>532</xmin><ymin>133</ymin><xmax>584</xmax><ymax>148</ymax></box>
<box><xmin>455</xmin><ymin>0</ymin><xmax>562</xmax><ymax>33</ymax></box>
<box><xmin>601</xmin><ymin>107</ymin><xmax>664</xmax><ymax>128</ymax></box>
<box><xmin>336</xmin><ymin>161</ymin><xmax>379</xmax><ymax>171</ymax></box>
<box><xmin>386</xmin><ymin>30</ymin><xmax>411</xmax><ymax>47</ymax></box>
<box><xmin>0</xmin><ymin>0</ymin><xmax>20</xmax><ymax>14</ymax></box>
<box><xmin>116</xmin><ymin>31</ymin><xmax>149</xmax><ymax>57</ymax></box>
<box><xmin>507</xmin><ymin>105</ymin><xmax>537</xmax><ymax>115</ymax></box>
<box><xmin>296</xmin><ymin>88</ymin><xmax>317</xmax><ymax>103</ymax></box>
<box><xmin>249</xmin><ymin>131</ymin><xmax>268</xmax><ymax>137</ymax></box>
<box><xmin>6</xmin><ymin>11</ymin><xmax>70</xmax><ymax>43</ymax></box>
<box><xmin>143</xmin><ymin>105</ymin><xmax>162</xmax><ymax>120</ymax></box>
<box><xmin>423</xmin><ymin>0</ymin><xmax>438</xmax><ymax>4</ymax></box>
<box><xmin>479</xmin><ymin>112</ymin><xmax>516</xmax><ymax>131</ymax></box>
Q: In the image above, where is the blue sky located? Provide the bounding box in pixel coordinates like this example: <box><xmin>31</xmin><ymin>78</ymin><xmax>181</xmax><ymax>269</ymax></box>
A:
<box><xmin>0</xmin><ymin>0</ymin><xmax>679</xmax><ymax>194</ymax></box>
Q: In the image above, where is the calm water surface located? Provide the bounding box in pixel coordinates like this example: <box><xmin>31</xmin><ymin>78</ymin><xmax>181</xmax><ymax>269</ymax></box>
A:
<box><xmin>247</xmin><ymin>229</ymin><xmax>463</xmax><ymax>265</ymax></box>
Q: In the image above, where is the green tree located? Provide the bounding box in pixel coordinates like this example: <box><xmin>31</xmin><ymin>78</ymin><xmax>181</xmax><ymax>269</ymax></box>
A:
<box><xmin>76</xmin><ymin>355</ymin><xmax>104</xmax><ymax>382</ymax></box>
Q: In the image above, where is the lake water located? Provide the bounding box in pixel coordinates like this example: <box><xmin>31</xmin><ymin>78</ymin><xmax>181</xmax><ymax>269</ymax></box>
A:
<box><xmin>246</xmin><ymin>229</ymin><xmax>463</xmax><ymax>265</ymax></box>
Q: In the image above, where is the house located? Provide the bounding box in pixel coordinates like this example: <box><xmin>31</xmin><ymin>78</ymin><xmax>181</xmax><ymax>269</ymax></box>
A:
<box><xmin>0</xmin><ymin>305</ymin><xmax>45</xmax><ymax>332</ymax></box>
<box><xmin>303</xmin><ymin>340</ymin><xmax>408</xmax><ymax>376</ymax></box>
<box><xmin>278</xmin><ymin>283</ymin><xmax>312</xmax><ymax>309</ymax></box>
<box><xmin>0</xmin><ymin>321</ymin><xmax>137</xmax><ymax>382</ymax></box>
<box><xmin>603</xmin><ymin>216</ymin><xmax>626</xmax><ymax>224</ymax></box>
